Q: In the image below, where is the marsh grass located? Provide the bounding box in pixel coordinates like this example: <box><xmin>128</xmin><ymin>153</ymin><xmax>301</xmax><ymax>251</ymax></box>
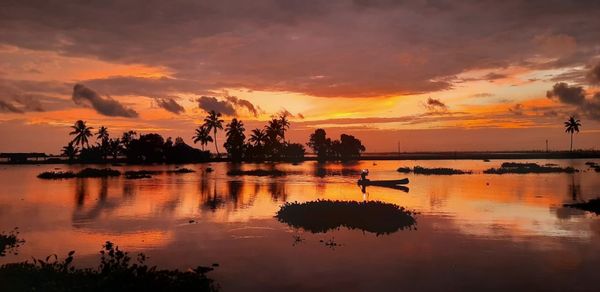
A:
<box><xmin>0</xmin><ymin>241</ymin><xmax>218</xmax><ymax>291</ymax></box>
<box><xmin>276</xmin><ymin>200</ymin><xmax>417</xmax><ymax>235</ymax></box>
<box><xmin>38</xmin><ymin>168</ymin><xmax>121</xmax><ymax>179</ymax></box>
<box><xmin>484</xmin><ymin>162</ymin><xmax>577</xmax><ymax>174</ymax></box>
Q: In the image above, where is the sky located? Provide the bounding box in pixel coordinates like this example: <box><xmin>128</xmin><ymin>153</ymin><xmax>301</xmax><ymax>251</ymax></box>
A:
<box><xmin>1</xmin><ymin>0</ymin><xmax>600</xmax><ymax>154</ymax></box>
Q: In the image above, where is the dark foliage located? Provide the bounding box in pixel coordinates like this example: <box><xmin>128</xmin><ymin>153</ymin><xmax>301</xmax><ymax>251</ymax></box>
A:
<box><xmin>0</xmin><ymin>241</ymin><xmax>218</xmax><ymax>291</ymax></box>
<box><xmin>276</xmin><ymin>200</ymin><xmax>417</xmax><ymax>235</ymax></box>
<box><xmin>0</xmin><ymin>228</ymin><xmax>24</xmax><ymax>257</ymax></box>
<box><xmin>484</xmin><ymin>162</ymin><xmax>577</xmax><ymax>174</ymax></box>
<box><xmin>396</xmin><ymin>166</ymin><xmax>472</xmax><ymax>175</ymax></box>
<box><xmin>564</xmin><ymin>198</ymin><xmax>600</xmax><ymax>215</ymax></box>
<box><xmin>307</xmin><ymin>129</ymin><xmax>365</xmax><ymax>161</ymax></box>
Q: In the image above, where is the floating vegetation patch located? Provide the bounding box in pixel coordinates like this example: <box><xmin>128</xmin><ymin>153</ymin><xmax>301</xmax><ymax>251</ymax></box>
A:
<box><xmin>0</xmin><ymin>241</ymin><xmax>218</xmax><ymax>291</ymax></box>
<box><xmin>276</xmin><ymin>200</ymin><xmax>417</xmax><ymax>235</ymax></box>
<box><xmin>227</xmin><ymin>169</ymin><xmax>287</xmax><ymax>177</ymax></box>
<box><xmin>171</xmin><ymin>168</ymin><xmax>195</xmax><ymax>174</ymax></box>
<box><xmin>564</xmin><ymin>198</ymin><xmax>600</xmax><ymax>215</ymax></box>
<box><xmin>484</xmin><ymin>162</ymin><xmax>577</xmax><ymax>174</ymax></box>
<box><xmin>396</xmin><ymin>166</ymin><xmax>471</xmax><ymax>175</ymax></box>
<box><xmin>0</xmin><ymin>228</ymin><xmax>24</xmax><ymax>257</ymax></box>
<box><xmin>38</xmin><ymin>168</ymin><xmax>121</xmax><ymax>179</ymax></box>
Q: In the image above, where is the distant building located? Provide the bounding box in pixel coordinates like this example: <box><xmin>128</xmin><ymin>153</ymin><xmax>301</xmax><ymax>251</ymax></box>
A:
<box><xmin>0</xmin><ymin>153</ymin><xmax>48</xmax><ymax>163</ymax></box>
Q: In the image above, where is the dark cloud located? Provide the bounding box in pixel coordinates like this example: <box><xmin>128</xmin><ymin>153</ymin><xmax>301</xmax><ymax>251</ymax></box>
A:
<box><xmin>156</xmin><ymin>97</ymin><xmax>185</xmax><ymax>114</ymax></box>
<box><xmin>0</xmin><ymin>78</ymin><xmax>70</xmax><ymax>112</ymax></box>
<box><xmin>72</xmin><ymin>84</ymin><xmax>139</xmax><ymax>118</ymax></box>
<box><xmin>546</xmin><ymin>82</ymin><xmax>600</xmax><ymax>121</ymax></box>
<box><xmin>546</xmin><ymin>82</ymin><xmax>585</xmax><ymax>105</ymax></box>
<box><xmin>225</xmin><ymin>95</ymin><xmax>261</xmax><ymax>117</ymax></box>
<box><xmin>2</xmin><ymin>1</ymin><xmax>600</xmax><ymax>97</ymax></box>
<box><xmin>0</xmin><ymin>100</ymin><xmax>23</xmax><ymax>113</ymax></box>
<box><xmin>424</xmin><ymin>97</ymin><xmax>448</xmax><ymax>112</ymax></box>
<box><xmin>196</xmin><ymin>96</ymin><xmax>236</xmax><ymax>116</ymax></box>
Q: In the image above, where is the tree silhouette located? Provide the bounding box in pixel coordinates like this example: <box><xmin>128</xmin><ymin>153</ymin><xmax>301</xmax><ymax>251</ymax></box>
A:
<box><xmin>249</xmin><ymin>128</ymin><xmax>267</xmax><ymax>147</ymax></box>
<box><xmin>108</xmin><ymin>138</ymin><xmax>122</xmax><ymax>161</ymax></box>
<box><xmin>307</xmin><ymin>129</ymin><xmax>331</xmax><ymax>161</ymax></box>
<box><xmin>203</xmin><ymin>110</ymin><xmax>224</xmax><ymax>156</ymax></box>
<box><xmin>224</xmin><ymin>118</ymin><xmax>246</xmax><ymax>161</ymax></box>
<box><xmin>564</xmin><ymin>116</ymin><xmax>581</xmax><ymax>151</ymax></box>
<box><xmin>193</xmin><ymin>125</ymin><xmax>213</xmax><ymax>151</ymax></box>
<box><xmin>278</xmin><ymin>113</ymin><xmax>290</xmax><ymax>141</ymax></box>
<box><xmin>69</xmin><ymin>120</ymin><xmax>93</xmax><ymax>149</ymax></box>
<box><xmin>61</xmin><ymin>142</ymin><xmax>78</xmax><ymax>163</ymax></box>
<box><xmin>96</xmin><ymin>126</ymin><xmax>110</xmax><ymax>161</ymax></box>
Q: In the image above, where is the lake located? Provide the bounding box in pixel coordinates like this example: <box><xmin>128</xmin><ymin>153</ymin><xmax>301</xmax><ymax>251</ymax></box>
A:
<box><xmin>1</xmin><ymin>159</ymin><xmax>600</xmax><ymax>291</ymax></box>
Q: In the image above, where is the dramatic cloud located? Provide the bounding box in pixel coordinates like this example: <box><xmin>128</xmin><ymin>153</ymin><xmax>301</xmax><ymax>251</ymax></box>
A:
<box><xmin>225</xmin><ymin>95</ymin><xmax>261</xmax><ymax>117</ymax></box>
<box><xmin>424</xmin><ymin>98</ymin><xmax>448</xmax><ymax>112</ymax></box>
<box><xmin>72</xmin><ymin>84</ymin><xmax>139</xmax><ymax>118</ymax></box>
<box><xmin>546</xmin><ymin>82</ymin><xmax>585</xmax><ymax>105</ymax></box>
<box><xmin>546</xmin><ymin>82</ymin><xmax>600</xmax><ymax>121</ymax></box>
<box><xmin>156</xmin><ymin>97</ymin><xmax>185</xmax><ymax>114</ymax></box>
<box><xmin>196</xmin><ymin>96</ymin><xmax>236</xmax><ymax>116</ymax></box>
<box><xmin>2</xmin><ymin>1</ymin><xmax>600</xmax><ymax>97</ymax></box>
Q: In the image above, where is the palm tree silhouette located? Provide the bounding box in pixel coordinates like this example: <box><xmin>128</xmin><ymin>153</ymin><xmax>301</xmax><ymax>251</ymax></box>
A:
<box><xmin>203</xmin><ymin>110</ymin><xmax>224</xmax><ymax>156</ymax></box>
<box><xmin>69</xmin><ymin>120</ymin><xmax>93</xmax><ymax>149</ymax></box>
<box><xmin>279</xmin><ymin>113</ymin><xmax>290</xmax><ymax>141</ymax></box>
<box><xmin>564</xmin><ymin>116</ymin><xmax>582</xmax><ymax>151</ymax></box>
<box><xmin>97</xmin><ymin>126</ymin><xmax>109</xmax><ymax>141</ymax></box>
<box><xmin>193</xmin><ymin>125</ymin><xmax>213</xmax><ymax>151</ymax></box>
<box><xmin>249</xmin><ymin>128</ymin><xmax>267</xmax><ymax>146</ymax></box>
<box><xmin>61</xmin><ymin>142</ymin><xmax>78</xmax><ymax>163</ymax></box>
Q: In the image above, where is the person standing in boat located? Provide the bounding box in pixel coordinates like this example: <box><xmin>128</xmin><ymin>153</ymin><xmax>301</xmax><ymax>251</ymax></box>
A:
<box><xmin>360</xmin><ymin>169</ymin><xmax>369</xmax><ymax>182</ymax></box>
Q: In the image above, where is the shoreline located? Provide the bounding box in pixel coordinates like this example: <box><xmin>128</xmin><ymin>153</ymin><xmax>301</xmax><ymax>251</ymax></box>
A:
<box><xmin>2</xmin><ymin>151</ymin><xmax>599</xmax><ymax>165</ymax></box>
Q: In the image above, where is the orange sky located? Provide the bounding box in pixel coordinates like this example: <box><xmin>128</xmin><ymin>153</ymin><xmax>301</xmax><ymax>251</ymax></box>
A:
<box><xmin>1</xmin><ymin>1</ymin><xmax>600</xmax><ymax>153</ymax></box>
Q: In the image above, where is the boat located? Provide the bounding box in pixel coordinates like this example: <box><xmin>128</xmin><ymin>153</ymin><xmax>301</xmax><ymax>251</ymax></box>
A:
<box><xmin>357</xmin><ymin>178</ymin><xmax>409</xmax><ymax>187</ymax></box>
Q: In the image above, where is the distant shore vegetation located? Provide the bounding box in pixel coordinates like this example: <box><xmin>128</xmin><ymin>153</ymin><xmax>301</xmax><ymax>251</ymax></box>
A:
<box><xmin>483</xmin><ymin>162</ymin><xmax>578</xmax><ymax>174</ymax></box>
<box><xmin>55</xmin><ymin>111</ymin><xmax>366</xmax><ymax>164</ymax></box>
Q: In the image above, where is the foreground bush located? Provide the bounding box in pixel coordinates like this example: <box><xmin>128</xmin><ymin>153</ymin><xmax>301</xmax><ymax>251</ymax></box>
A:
<box><xmin>276</xmin><ymin>200</ymin><xmax>417</xmax><ymax>235</ymax></box>
<box><xmin>0</xmin><ymin>228</ymin><xmax>24</xmax><ymax>257</ymax></box>
<box><xmin>0</xmin><ymin>241</ymin><xmax>218</xmax><ymax>292</ymax></box>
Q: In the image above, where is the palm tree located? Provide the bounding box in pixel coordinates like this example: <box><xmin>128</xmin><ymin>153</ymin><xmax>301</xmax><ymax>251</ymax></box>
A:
<box><xmin>203</xmin><ymin>110</ymin><xmax>224</xmax><ymax>156</ymax></box>
<box><xmin>61</xmin><ymin>142</ymin><xmax>78</xmax><ymax>163</ymax></box>
<box><xmin>278</xmin><ymin>113</ymin><xmax>290</xmax><ymax>141</ymax></box>
<box><xmin>224</xmin><ymin>118</ymin><xmax>246</xmax><ymax>161</ymax></box>
<box><xmin>193</xmin><ymin>125</ymin><xmax>213</xmax><ymax>151</ymax></box>
<box><xmin>96</xmin><ymin>126</ymin><xmax>109</xmax><ymax>141</ymax></box>
<box><xmin>564</xmin><ymin>116</ymin><xmax>582</xmax><ymax>152</ymax></box>
<box><xmin>249</xmin><ymin>128</ymin><xmax>267</xmax><ymax>146</ymax></box>
<box><xmin>69</xmin><ymin>120</ymin><xmax>93</xmax><ymax>149</ymax></box>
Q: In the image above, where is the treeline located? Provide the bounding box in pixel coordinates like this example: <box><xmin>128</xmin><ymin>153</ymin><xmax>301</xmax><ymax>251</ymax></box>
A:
<box><xmin>61</xmin><ymin>110</ymin><xmax>366</xmax><ymax>164</ymax></box>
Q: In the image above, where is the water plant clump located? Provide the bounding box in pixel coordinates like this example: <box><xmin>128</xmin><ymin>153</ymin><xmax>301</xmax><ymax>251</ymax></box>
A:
<box><xmin>0</xmin><ymin>241</ymin><xmax>218</xmax><ymax>291</ymax></box>
<box><xmin>484</xmin><ymin>162</ymin><xmax>577</xmax><ymax>174</ymax></box>
<box><xmin>396</xmin><ymin>166</ymin><xmax>471</xmax><ymax>175</ymax></box>
<box><xmin>564</xmin><ymin>198</ymin><xmax>600</xmax><ymax>215</ymax></box>
<box><xmin>227</xmin><ymin>169</ymin><xmax>287</xmax><ymax>177</ymax></box>
<box><xmin>38</xmin><ymin>168</ymin><xmax>121</xmax><ymax>179</ymax></box>
<box><xmin>276</xmin><ymin>200</ymin><xmax>417</xmax><ymax>235</ymax></box>
<box><xmin>0</xmin><ymin>228</ymin><xmax>25</xmax><ymax>257</ymax></box>
<box><xmin>170</xmin><ymin>168</ymin><xmax>196</xmax><ymax>174</ymax></box>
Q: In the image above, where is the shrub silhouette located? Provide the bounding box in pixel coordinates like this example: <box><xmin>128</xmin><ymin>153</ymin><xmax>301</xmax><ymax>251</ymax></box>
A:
<box><xmin>484</xmin><ymin>162</ymin><xmax>577</xmax><ymax>174</ymax></box>
<box><xmin>0</xmin><ymin>241</ymin><xmax>218</xmax><ymax>291</ymax></box>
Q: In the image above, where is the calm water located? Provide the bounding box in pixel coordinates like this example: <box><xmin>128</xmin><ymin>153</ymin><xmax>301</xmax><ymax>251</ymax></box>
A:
<box><xmin>1</xmin><ymin>159</ymin><xmax>600</xmax><ymax>291</ymax></box>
